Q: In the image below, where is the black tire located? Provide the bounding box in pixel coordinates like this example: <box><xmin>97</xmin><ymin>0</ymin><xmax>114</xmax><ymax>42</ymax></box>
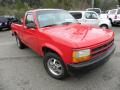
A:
<box><xmin>44</xmin><ymin>52</ymin><xmax>68</xmax><ymax>80</ymax></box>
<box><xmin>0</xmin><ymin>28</ymin><xmax>2</xmax><ymax>31</ymax></box>
<box><xmin>100</xmin><ymin>24</ymin><xmax>108</xmax><ymax>29</ymax></box>
<box><xmin>15</xmin><ymin>36</ymin><xmax>26</xmax><ymax>49</ymax></box>
<box><xmin>109</xmin><ymin>19</ymin><xmax>114</xmax><ymax>26</ymax></box>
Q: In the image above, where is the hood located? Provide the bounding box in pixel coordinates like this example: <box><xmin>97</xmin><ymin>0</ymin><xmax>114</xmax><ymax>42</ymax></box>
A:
<box><xmin>42</xmin><ymin>24</ymin><xmax>114</xmax><ymax>48</ymax></box>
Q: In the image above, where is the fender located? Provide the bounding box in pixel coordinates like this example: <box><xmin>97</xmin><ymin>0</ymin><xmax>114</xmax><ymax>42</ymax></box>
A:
<box><xmin>11</xmin><ymin>24</ymin><xmax>19</xmax><ymax>36</ymax></box>
<box><xmin>41</xmin><ymin>42</ymin><xmax>64</xmax><ymax>58</ymax></box>
<box><xmin>99</xmin><ymin>19</ymin><xmax>111</xmax><ymax>28</ymax></box>
<box><xmin>13</xmin><ymin>31</ymin><xmax>19</xmax><ymax>36</ymax></box>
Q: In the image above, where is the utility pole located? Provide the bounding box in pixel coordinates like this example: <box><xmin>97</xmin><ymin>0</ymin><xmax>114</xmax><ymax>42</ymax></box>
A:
<box><xmin>92</xmin><ymin>0</ymin><xmax>94</xmax><ymax>8</ymax></box>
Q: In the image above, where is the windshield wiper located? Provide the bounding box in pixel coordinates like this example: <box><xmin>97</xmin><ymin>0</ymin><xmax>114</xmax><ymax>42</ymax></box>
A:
<box><xmin>42</xmin><ymin>24</ymin><xmax>58</xmax><ymax>28</ymax></box>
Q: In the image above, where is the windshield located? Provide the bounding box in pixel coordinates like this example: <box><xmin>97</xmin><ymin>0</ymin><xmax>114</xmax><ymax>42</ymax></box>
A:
<box><xmin>87</xmin><ymin>8</ymin><xmax>101</xmax><ymax>15</ymax></box>
<box><xmin>36</xmin><ymin>10</ymin><xmax>78</xmax><ymax>28</ymax></box>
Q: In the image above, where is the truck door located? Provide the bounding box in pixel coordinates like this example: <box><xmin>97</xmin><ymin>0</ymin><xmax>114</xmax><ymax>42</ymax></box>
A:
<box><xmin>22</xmin><ymin>13</ymin><xmax>38</xmax><ymax>51</ymax></box>
<box><xmin>83</xmin><ymin>12</ymin><xmax>99</xmax><ymax>26</ymax></box>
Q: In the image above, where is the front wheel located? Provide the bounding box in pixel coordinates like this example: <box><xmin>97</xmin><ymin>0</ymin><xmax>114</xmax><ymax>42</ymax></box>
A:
<box><xmin>44</xmin><ymin>52</ymin><xmax>68</xmax><ymax>80</ymax></box>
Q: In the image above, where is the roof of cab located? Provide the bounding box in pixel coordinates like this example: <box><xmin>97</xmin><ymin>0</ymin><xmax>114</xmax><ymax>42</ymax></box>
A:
<box><xmin>27</xmin><ymin>8</ymin><xmax>62</xmax><ymax>13</ymax></box>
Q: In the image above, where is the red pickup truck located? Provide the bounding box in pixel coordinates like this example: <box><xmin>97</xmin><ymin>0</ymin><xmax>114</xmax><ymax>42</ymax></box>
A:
<box><xmin>11</xmin><ymin>9</ymin><xmax>115</xmax><ymax>79</ymax></box>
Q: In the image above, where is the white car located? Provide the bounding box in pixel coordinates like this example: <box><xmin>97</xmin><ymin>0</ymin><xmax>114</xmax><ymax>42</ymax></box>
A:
<box><xmin>107</xmin><ymin>8</ymin><xmax>120</xmax><ymax>25</ymax></box>
<box><xmin>69</xmin><ymin>11</ymin><xmax>111</xmax><ymax>29</ymax></box>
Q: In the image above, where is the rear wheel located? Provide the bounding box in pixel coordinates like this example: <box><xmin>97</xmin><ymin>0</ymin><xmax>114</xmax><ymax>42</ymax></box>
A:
<box><xmin>0</xmin><ymin>28</ymin><xmax>2</xmax><ymax>31</ymax></box>
<box><xmin>44</xmin><ymin>52</ymin><xmax>68</xmax><ymax>80</ymax></box>
<box><xmin>100</xmin><ymin>24</ymin><xmax>108</xmax><ymax>29</ymax></box>
<box><xmin>16</xmin><ymin>36</ymin><xmax>26</xmax><ymax>49</ymax></box>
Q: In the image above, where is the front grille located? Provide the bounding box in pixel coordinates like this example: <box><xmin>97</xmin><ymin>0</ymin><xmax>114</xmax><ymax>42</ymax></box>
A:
<box><xmin>91</xmin><ymin>39</ymin><xmax>114</xmax><ymax>59</ymax></box>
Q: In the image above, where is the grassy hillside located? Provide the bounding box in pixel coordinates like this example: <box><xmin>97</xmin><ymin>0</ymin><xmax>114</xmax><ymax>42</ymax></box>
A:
<box><xmin>0</xmin><ymin>0</ymin><xmax>119</xmax><ymax>18</ymax></box>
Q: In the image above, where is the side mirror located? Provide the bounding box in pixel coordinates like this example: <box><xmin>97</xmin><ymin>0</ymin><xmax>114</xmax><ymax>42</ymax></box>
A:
<box><xmin>26</xmin><ymin>22</ymin><xmax>36</xmax><ymax>29</ymax></box>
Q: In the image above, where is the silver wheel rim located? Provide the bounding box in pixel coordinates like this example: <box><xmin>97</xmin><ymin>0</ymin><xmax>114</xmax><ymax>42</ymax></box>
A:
<box><xmin>16</xmin><ymin>37</ymin><xmax>20</xmax><ymax>47</ymax></box>
<box><xmin>47</xmin><ymin>58</ymin><xmax>63</xmax><ymax>76</ymax></box>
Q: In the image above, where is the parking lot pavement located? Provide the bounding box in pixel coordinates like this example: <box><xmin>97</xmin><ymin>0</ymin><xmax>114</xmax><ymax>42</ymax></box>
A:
<box><xmin>0</xmin><ymin>27</ymin><xmax>120</xmax><ymax>90</ymax></box>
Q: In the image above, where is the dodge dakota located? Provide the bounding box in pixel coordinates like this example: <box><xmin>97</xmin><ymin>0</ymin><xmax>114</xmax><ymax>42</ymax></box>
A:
<box><xmin>11</xmin><ymin>9</ymin><xmax>115</xmax><ymax>80</ymax></box>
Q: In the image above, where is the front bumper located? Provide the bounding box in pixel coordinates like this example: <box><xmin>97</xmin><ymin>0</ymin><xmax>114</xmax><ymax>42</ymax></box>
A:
<box><xmin>67</xmin><ymin>45</ymin><xmax>115</xmax><ymax>70</ymax></box>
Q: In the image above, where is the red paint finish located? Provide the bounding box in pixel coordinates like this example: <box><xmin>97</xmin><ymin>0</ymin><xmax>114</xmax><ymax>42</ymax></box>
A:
<box><xmin>11</xmin><ymin>9</ymin><xmax>114</xmax><ymax>64</ymax></box>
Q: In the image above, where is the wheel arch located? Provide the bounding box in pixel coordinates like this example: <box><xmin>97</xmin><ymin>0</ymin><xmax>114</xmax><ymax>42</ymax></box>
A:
<box><xmin>42</xmin><ymin>44</ymin><xmax>64</xmax><ymax>60</ymax></box>
<box><xmin>42</xmin><ymin>47</ymin><xmax>63</xmax><ymax>57</ymax></box>
<box><xmin>100</xmin><ymin>24</ymin><xmax>108</xmax><ymax>29</ymax></box>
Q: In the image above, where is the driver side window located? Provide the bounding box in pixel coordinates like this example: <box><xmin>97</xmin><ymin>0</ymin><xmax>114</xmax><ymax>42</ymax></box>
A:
<box><xmin>85</xmin><ymin>12</ymin><xmax>98</xmax><ymax>19</ymax></box>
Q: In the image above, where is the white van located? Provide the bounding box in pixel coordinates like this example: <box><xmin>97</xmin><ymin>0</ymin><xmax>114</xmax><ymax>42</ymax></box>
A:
<box><xmin>69</xmin><ymin>11</ymin><xmax>111</xmax><ymax>29</ymax></box>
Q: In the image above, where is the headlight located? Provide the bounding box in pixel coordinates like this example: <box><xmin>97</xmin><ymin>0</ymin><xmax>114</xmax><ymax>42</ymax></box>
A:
<box><xmin>72</xmin><ymin>49</ymin><xmax>91</xmax><ymax>63</ymax></box>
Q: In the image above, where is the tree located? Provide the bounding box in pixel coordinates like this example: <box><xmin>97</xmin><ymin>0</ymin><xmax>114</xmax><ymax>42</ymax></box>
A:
<box><xmin>94</xmin><ymin>0</ymin><xmax>101</xmax><ymax>8</ymax></box>
<box><xmin>118</xmin><ymin>0</ymin><xmax>120</xmax><ymax>5</ymax></box>
<box><xmin>42</xmin><ymin>0</ymin><xmax>73</xmax><ymax>10</ymax></box>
